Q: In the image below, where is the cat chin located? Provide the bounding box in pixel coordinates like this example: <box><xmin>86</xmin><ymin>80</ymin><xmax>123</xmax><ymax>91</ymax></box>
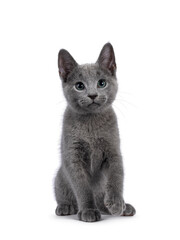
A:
<box><xmin>81</xmin><ymin>103</ymin><xmax>103</xmax><ymax>112</ymax></box>
<box><xmin>80</xmin><ymin>105</ymin><xmax>111</xmax><ymax>114</ymax></box>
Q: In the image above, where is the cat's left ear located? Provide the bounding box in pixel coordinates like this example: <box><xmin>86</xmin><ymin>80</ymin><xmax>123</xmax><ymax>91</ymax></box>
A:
<box><xmin>96</xmin><ymin>42</ymin><xmax>116</xmax><ymax>75</ymax></box>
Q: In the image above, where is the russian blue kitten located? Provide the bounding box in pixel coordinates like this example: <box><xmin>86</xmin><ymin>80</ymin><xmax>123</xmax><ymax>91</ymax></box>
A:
<box><xmin>54</xmin><ymin>43</ymin><xmax>136</xmax><ymax>222</ymax></box>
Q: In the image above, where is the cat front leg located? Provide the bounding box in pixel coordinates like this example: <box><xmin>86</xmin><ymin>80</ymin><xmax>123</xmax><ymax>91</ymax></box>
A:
<box><xmin>103</xmin><ymin>155</ymin><xmax>125</xmax><ymax>215</ymax></box>
<box><xmin>64</xmin><ymin>152</ymin><xmax>101</xmax><ymax>222</ymax></box>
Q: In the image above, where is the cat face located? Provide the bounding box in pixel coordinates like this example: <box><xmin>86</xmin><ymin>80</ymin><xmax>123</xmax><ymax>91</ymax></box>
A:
<box><xmin>58</xmin><ymin>43</ymin><xmax>118</xmax><ymax>114</ymax></box>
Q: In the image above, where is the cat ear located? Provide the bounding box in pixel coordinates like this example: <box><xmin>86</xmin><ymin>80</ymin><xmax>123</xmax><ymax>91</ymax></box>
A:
<box><xmin>58</xmin><ymin>49</ymin><xmax>78</xmax><ymax>81</ymax></box>
<box><xmin>97</xmin><ymin>43</ymin><xmax>116</xmax><ymax>75</ymax></box>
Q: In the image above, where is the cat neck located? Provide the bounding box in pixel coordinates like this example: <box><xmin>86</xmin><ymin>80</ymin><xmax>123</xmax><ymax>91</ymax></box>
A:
<box><xmin>65</xmin><ymin>105</ymin><xmax>115</xmax><ymax>124</ymax></box>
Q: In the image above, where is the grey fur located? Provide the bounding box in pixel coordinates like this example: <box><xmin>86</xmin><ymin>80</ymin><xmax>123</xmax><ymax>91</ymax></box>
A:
<box><xmin>54</xmin><ymin>43</ymin><xmax>136</xmax><ymax>222</ymax></box>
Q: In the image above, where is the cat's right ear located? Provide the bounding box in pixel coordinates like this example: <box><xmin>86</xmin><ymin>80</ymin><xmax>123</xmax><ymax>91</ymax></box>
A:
<box><xmin>58</xmin><ymin>49</ymin><xmax>78</xmax><ymax>82</ymax></box>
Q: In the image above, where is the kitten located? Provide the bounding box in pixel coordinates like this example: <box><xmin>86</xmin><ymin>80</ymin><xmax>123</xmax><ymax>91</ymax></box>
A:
<box><xmin>54</xmin><ymin>43</ymin><xmax>136</xmax><ymax>222</ymax></box>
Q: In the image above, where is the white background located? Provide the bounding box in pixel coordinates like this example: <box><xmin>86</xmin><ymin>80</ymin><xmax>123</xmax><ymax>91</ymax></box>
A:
<box><xmin>0</xmin><ymin>0</ymin><xmax>180</xmax><ymax>239</ymax></box>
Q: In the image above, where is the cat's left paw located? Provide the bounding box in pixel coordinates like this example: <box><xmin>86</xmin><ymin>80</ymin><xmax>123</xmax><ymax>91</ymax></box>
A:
<box><xmin>104</xmin><ymin>195</ymin><xmax>125</xmax><ymax>215</ymax></box>
<box><xmin>122</xmin><ymin>203</ymin><xmax>136</xmax><ymax>216</ymax></box>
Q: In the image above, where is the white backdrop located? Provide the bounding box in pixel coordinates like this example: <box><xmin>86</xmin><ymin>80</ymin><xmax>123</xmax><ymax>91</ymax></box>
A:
<box><xmin>0</xmin><ymin>0</ymin><xmax>180</xmax><ymax>239</ymax></box>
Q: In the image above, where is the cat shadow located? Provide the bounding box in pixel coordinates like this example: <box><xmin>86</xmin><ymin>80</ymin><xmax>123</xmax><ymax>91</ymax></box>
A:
<box><xmin>52</xmin><ymin>213</ymin><xmax>131</xmax><ymax>223</ymax></box>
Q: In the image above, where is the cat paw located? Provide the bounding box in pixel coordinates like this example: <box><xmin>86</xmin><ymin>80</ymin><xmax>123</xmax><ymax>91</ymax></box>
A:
<box><xmin>78</xmin><ymin>209</ymin><xmax>101</xmax><ymax>222</ymax></box>
<box><xmin>55</xmin><ymin>204</ymin><xmax>78</xmax><ymax>216</ymax></box>
<box><xmin>104</xmin><ymin>195</ymin><xmax>125</xmax><ymax>215</ymax></box>
<box><xmin>122</xmin><ymin>203</ymin><xmax>136</xmax><ymax>216</ymax></box>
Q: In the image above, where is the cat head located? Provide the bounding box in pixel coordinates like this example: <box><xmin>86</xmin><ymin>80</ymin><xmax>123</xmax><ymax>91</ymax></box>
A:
<box><xmin>58</xmin><ymin>43</ymin><xmax>118</xmax><ymax>114</ymax></box>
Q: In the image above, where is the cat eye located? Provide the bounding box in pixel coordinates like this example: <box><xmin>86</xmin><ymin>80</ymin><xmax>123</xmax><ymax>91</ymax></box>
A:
<box><xmin>97</xmin><ymin>79</ymin><xmax>106</xmax><ymax>88</ymax></box>
<box><xmin>75</xmin><ymin>82</ymin><xmax>85</xmax><ymax>91</ymax></box>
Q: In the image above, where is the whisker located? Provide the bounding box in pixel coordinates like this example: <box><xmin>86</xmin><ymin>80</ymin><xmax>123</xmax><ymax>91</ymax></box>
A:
<box><xmin>115</xmin><ymin>98</ymin><xmax>137</xmax><ymax>108</ymax></box>
<box><xmin>114</xmin><ymin>100</ymin><xmax>128</xmax><ymax>110</ymax></box>
<box><xmin>56</xmin><ymin>100</ymin><xmax>66</xmax><ymax>105</ymax></box>
<box><xmin>112</xmin><ymin>103</ymin><xmax>126</xmax><ymax>119</ymax></box>
<box><xmin>118</xmin><ymin>91</ymin><xmax>134</xmax><ymax>96</ymax></box>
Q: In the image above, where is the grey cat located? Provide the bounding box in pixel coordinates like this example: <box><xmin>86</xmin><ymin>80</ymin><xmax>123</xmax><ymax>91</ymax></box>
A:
<box><xmin>54</xmin><ymin>43</ymin><xmax>136</xmax><ymax>222</ymax></box>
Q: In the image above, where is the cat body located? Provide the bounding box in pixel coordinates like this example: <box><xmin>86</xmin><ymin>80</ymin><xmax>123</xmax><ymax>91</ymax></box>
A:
<box><xmin>54</xmin><ymin>43</ymin><xmax>135</xmax><ymax>222</ymax></box>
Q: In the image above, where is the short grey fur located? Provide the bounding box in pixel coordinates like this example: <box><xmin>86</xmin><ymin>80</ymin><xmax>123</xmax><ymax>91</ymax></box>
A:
<box><xmin>54</xmin><ymin>43</ymin><xmax>136</xmax><ymax>222</ymax></box>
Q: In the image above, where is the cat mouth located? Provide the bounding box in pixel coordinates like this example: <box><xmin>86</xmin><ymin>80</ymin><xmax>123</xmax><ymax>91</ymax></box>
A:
<box><xmin>88</xmin><ymin>102</ymin><xmax>100</xmax><ymax>107</ymax></box>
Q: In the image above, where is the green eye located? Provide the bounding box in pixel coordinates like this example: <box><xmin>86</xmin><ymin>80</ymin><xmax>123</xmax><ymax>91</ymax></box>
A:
<box><xmin>75</xmin><ymin>82</ymin><xmax>85</xmax><ymax>91</ymax></box>
<box><xmin>97</xmin><ymin>79</ymin><xmax>106</xmax><ymax>88</ymax></box>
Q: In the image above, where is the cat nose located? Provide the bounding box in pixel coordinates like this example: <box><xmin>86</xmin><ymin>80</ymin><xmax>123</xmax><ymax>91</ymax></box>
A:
<box><xmin>88</xmin><ymin>94</ymin><xmax>98</xmax><ymax>100</ymax></box>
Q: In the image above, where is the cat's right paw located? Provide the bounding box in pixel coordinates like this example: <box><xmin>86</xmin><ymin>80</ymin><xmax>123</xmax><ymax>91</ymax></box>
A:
<box><xmin>55</xmin><ymin>204</ymin><xmax>78</xmax><ymax>216</ymax></box>
<box><xmin>78</xmin><ymin>209</ymin><xmax>101</xmax><ymax>222</ymax></box>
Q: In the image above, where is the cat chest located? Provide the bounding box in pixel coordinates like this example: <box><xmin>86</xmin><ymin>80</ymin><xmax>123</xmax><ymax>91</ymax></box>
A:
<box><xmin>70</xmin><ymin>124</ymin><xmax>111</xmax><ymax>173</ymax></box>
<box><xmin>72</xmin><ymin>137</ymin><xmax>105</xmax><ymax>175</ymax></box>
<box><xmin>70</xmin><ymin>120</ymin><xmax>115</xmax><ymax>155</ymax></box>
<box><xmin>65</xmin><ymin>120</ymin><xmax>117</xmax><ymax>173</ymax></box>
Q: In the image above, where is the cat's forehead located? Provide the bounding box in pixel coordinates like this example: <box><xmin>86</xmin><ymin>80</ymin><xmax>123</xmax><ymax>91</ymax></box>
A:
<box><xmin>77</xmin><ymin>64</ymin><xmax>102</xmax><ymax>79</ymax></box>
